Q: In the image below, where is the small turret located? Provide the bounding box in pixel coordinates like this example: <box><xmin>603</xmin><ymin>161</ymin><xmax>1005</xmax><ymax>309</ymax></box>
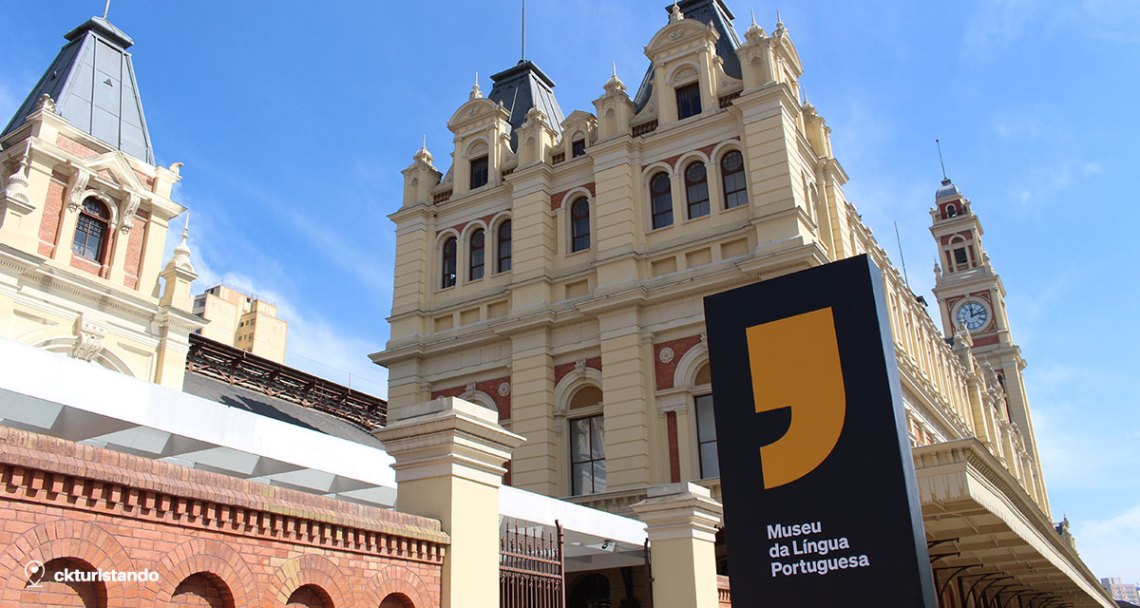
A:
<box><xmin>160</xmin><ymin>216</ymin><xmax>197</xmax><ymax>310</ymax></box>
<box><xmin>401</xmin><ymin>140</ymin><xmax>441</xmax><ymax>207</ymax></box>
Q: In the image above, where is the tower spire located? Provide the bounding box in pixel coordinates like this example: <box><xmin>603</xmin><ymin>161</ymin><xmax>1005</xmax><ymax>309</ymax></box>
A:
<box><xmin>935</xmin><ymin>138</ymin><xmax>949</xmax><ymax>182</ymax></box>
<box><xmin>521</xmin><ymin>0</ymin><xmax>526</xmax><ymax>61</ymax></box>
<box><xmin>103</xmin><ymin>0</ymin><xmax>111</xmax><ymax>19</ymax></box>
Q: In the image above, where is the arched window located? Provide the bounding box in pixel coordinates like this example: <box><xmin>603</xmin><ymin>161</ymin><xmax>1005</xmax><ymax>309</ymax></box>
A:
<box><xmin>497</xmin><ymin>220</ymin><xmax>512</xmax><ymax>272</ymax></box>
<box><xmin>469</xmin><ymin>228</ymin><xmax>485</xmax><ymax>281</ymax></box>
<box><xmin>570</xmin><ymin>197</ymin><xmax>591</xmax><ymax>252</ymax></box>
<box><xmin>721</xmin><ymin>151</ymin><xmax>747</xmax><ymax>209</ymax></box>
<box><xmin>949</xmin><ymin>236</ymin><xmax>969</xmax><ymax>268</ymax></box>
<box><xmin>946</xmin><ymin>204</ymin><xmax>958</xmax><ymax>218</ymax></box>
<box><xmin>72</xmin><ymin>197</ymin><xmax>111</xmax><ymax>262</ymax></box>
<box><xmin>572</xmin><ymin>138</ymin><xmax>587</xmax><ymax>158</ymax></box>
<box><xmin>568</xmin><ymin>386</ymin><xmax>605</xmax><ymax>496</ymax></box>
<box><xmin>441</xmin><ymin>236</ymin><xmax>457</xmax><ymax>288</ymax></box>
<box><xmin>174</xmin><ymin>572</ymin><xmax>236</xmax><ymax>608</ymax></box>
<box><xmin>684</xmin><ymin>162</ymin><xmax>710</xmax><ymax>219</ymax></box>
<box><xmin>676</xmin><ymin>82</ymin><xmax>702</xmax><ymax>120</ymax></box>
<box><xmin>650</xmin><ymin>172</ymin><xmax>673</xmax><ymax>229</ymax></box>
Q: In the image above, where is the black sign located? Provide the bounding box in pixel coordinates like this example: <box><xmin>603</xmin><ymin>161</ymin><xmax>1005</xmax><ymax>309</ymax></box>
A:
<box><xmin>703</xmin><ymin>255</ymin><xmax>936</xmax><ymax>607</ymax></box>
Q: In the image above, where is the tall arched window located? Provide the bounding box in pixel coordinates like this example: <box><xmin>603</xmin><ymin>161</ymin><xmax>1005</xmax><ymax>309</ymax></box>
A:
<box><xmin>469</xmin><ymin>228</ymin><xmax>485</xmax><ymax>281</ymax></box>
<box><xmin>721</xmin><ymin>151</ymin><xmax>747</xmax><ymax>209</ymax></box>
<box><xmin>570</xmin><ymin>197</ymin><xmax>590</xmax><ymax>252</ymax></box>
<box><xmin>497</xmin><ymin>220</ymin><xmax>512</xmax><ymax>272</ymax></box>
<box><xmin>650</xmin><ymin>172</ymin><xmax>673</xmax><ymax>229</ymax></box>
<box><xmin>72</xmin><ymin>198</ymin><xmax>111</xmax><ymax>262</ymax></box>
<box><xmin>684</xmin><ymin>162</ymin><xmax>710</xmax><ymax>219</ymax></box>
<box><xmin>441</xmin><ymin>236</ymin><xmax>457</xmax><ymax>288</ymax></box>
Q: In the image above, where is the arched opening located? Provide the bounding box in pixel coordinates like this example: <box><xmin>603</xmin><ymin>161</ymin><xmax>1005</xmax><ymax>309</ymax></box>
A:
<box><xmin>568</xmin><ymin>385</ymin><xmax>605</xmax><ymax>496</ymax></box>
<box><xmin>649</xmin><ymin>172</ymin><xmax>673</xmax><ymax>229</ymax></box>
<box><xmin>441</xmin><ymin>236</ymin><xmax>457</xmax><ymax>288</ymax></box>
<box><xmin>569</xmin><ymin>573</ymin><xmax>612</xmax><ymax>608</ymax></box>
<box><xmin>171</xmin><ymin>572</ymin><xmax>235</xmax><ymax>608</ymax></box>
<box><xmin>684</xmin><ymin>162</ymin><xmax>710</xmax><ymax>219</ymax></box>
<box><xmin>496</xmin><ymin>219</ymin><xmax>512</xmax><ymax>272</ymax></box>
<box><xmin>380</xmin><ymin>592</ymin><xmax>414</xmax><ymax>608</ymax></box>
<box><xmin>570</xmin><ymin>197</ymin><xmax>591</xmax><ymax>252</ymax></box>
<box><xmin>21</xmin><ymin>557</ymin><xmax>107</xmax><ymax>608</ymax></box>
<box><xmin>72</xmin><ymin>197</ymin><xmax>111</xmax><ymax>264</ymax></box>
<box><xmin>286</xmin><ymin>583</ymin><xmax>333</xmax><ymax>608</ymax></box>
<box><xmin>720</xmin><ymin>151</ymin><xmax>747</xmax><ymax>209</ymax></box>
<box><xmin>469</xmin><ymin>228</ymin><xmax>485</xmax><ymax>281</ymax></box>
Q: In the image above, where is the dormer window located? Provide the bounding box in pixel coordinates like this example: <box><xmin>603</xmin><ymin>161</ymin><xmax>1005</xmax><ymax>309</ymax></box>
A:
<box><xmin>676</xmin><ymin>83</ymin><xmax>701</xmax><ymax>120</ymax></box>
<box><xmin>72</xmin><ymin>198</ymin><xmax>111</xmax><ymax>262</ymax></box>
<box><xmin>572</xmin><ymin>139</ymin><xmax>586</xmax><ymax>158</ymax></box>
<box><xmin>470</xmin><ymin>155</ymin><xmax>489</xmax><ymax>190</ymax></box>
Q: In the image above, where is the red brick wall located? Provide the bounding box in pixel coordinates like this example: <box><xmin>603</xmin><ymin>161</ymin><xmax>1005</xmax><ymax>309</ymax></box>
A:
<box><xmin>431</xmin><ymin>375</ymin><xmax>512</xmax><ymax>421</ymax></box>
<box><xmin>653</xmin><ymin>335</ymin><xmax>703</xmax><ymax>390</ymax></box>
<box><xmin>38</xmin><ymin>174</ymin><xmax>68</xmax><ymax>257</ymax></box>
<box><xmin>0</xmin><ymin>427</ymin><xmax>445</xmax><ymax>608</ymax></box>
<box><xmin>122</xmin><ymin>210</ymin><xmax>149</xmax><ymax>290</ymax></box>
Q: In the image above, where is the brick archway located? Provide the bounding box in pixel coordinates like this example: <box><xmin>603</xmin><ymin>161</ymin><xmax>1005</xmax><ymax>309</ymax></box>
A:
<box><xmin>365</xmin><ymin>565</ymin><xmax>433</xmax><ymax>608</ymax></box>
<box><xmin>271</xmin><ymin>554</ymin><xmax>350</xmax><ymax>607</ymax></box>
<box><xmin>145</xmin><ymin>538</ymin><xmax>259</xmax><ymax>607</ymax></box>
<box><xmin>0</xmin><ymin>519</ymin><xmax>136</xmax><ymax>607</ymax></box>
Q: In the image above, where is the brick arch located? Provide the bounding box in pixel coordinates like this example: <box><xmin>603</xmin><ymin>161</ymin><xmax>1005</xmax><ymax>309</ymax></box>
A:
<box><xmin>0</xmin><ymin>519</ymin><xmax>135</xmax><ymax>606</ymax></box>
<box><xmin>364</xmin><ymin>565</ymin><xmax>433</xmax><ymax>608</ymax></box>
<box><xmin>144</xmin><ymin>538</ymin><xmax>259</xmax><ymax>607</ymax></box>
<box><xmin>271</xmin><ymin>554</ymin><xmax>350</xmax><ymax>607</ymax></box>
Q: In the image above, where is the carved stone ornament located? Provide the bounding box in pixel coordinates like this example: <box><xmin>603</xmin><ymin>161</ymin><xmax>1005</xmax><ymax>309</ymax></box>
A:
<box><xmin>120</xmin><ymin>193</ymin><xmax>141</xmax><ymax>233</ymax></box>
<box><xmin>67</xmin><ymin>168</ymin><xmax>93</xmax><ymax>212</ymax></box>
<box><xmin>2</xmin><ymin>143</ymin><xmax>32</xmax><ymax>208</ymax></box>
<box><xmin>462</xmin><ymin>382</ymin><xmax>477</xmax><ymax>399</ymax></box>
<box><xmin>497</xmin><ymin>382</ymin><xmax>511</xmax><ymax>397</ymax></box>
<box><xmin>72</xmin><ymin>316</ymin><xmax>107</xmax><ymax>363</ymax></box>
<box><xmin>574</xmin><ymin>358</ymin><xmax>587</xmax><ymax>377</ymax></box>
<box><xmin>658</xmin><ymin>347</ymin><xmax>675</xmax><ymax>364</ymax></box>
<box><xmin>35</xmin><ymin>93</ymin><xmax>57</xmax><ymax>114</ymax></box>
<box><xmin>668</xmin><ymin>28</ymin><xmax>687</xmax><ymax>41</ymax></box>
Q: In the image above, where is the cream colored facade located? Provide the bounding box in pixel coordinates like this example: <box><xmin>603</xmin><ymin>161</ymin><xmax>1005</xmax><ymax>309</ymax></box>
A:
<box><xmin>0</xmin><ymin>92</ymin><xmax>201</xmax><ymax>390</ymax></box>
<box><xmin>374</xmin><ymin>1</ymin><xmax>1112</xmax><ymax>605</ymax></box>
<box><xmin>193</xmin><ymin>283</ymin><xmax>288</xmax><ymax>363</ymax></box>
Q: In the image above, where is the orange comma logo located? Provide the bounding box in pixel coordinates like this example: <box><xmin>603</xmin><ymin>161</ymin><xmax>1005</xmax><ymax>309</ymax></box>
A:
<box><xmin>746</xmin><ymin>307</ymin><xmax>846</xmax><ymax>489</ymax></box>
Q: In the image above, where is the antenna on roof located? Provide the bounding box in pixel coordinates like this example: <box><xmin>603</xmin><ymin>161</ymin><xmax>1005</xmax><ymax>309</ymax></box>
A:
<box><xmin>894</xmin><ymin>222</ymin><xmax>910</xmax><ymax>288</ymax></box>
<box><xmin>102</xmin><ymin>0</ymin><xmax>111</xmax><ymax>19</ymax></box>
<box><xmin>935</xmin><ymin>138</ymin><xmax>948</xmax><ymax>181</ymax></box>
<box><xmin>521</xmin><ymin>0</ymin><xmax>526</xmax><ymax>61</ymax></box>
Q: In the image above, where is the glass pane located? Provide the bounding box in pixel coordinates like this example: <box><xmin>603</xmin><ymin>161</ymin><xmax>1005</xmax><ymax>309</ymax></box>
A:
<box><xmin>700</xmin><ymin>442</ymin><xmax>720</xmax><ymax>479</ymax></box>
<box><xmin>590</xmin><ymin>416</ymin><xmax>605</xmax><ymax>459</ymax></box>
<box><xmin>592</xmin><ymin>460</ymin><xmax>607</xmax><ymax>493</ymax></box>
<box><xmin>571</xmin><ymin>419</ymin><xmax>590</xmax><ymax>462</ymax></box>
<box><xmin>696</xmin><ymin>395</ymin><xmax>717</xmax><ymax>443</ymax></box>
<box><xmin>572</xmin><ymin>463</ymin><xmax>591</xmax><ymax>495</ymax></box>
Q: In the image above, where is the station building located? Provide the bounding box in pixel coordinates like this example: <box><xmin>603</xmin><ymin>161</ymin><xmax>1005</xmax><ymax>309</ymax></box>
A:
<box><xmin>0</xmin><ymin>2</ymin><xmax>1117</xmax><ymax>608</ymax></box>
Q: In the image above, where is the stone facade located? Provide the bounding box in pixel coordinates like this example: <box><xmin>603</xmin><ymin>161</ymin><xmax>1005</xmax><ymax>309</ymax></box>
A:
<box><xmin>0</xmin><ymin>426</ymin><xmax>444</xmax><ymax>607</ymax></box>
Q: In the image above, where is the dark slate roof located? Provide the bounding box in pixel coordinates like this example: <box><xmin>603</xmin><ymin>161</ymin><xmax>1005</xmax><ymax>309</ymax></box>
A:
<box><xmin>633</xmin><ymin>0</ymin><xmax>744</xmax><ymax>112</ymax></box>
<box><xmin>1</xmin><ymin>17</ymin><xmax>154</xmax><ymax>163</ymax></box>
<box><xmin>487</xmin><ymin>60</ymin><xmax>565</xmax><ymax>151</ymax></box>
<box><xmin>183</xmin><ymin>373</ymin><xmax>384</xmax><ymax>450</ymax></box>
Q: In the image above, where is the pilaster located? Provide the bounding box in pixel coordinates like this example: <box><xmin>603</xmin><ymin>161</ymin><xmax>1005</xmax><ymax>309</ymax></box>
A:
<box><xmin>375</xmin><ymin>397</ymin><xmax>525</xmax><ymax>608</ymax></box>
<box><xmin>599</xmin><ymin>307</ymin><xmax>654</xmax><ymax>490</ymax></box>
<box><xmin>508</xmin><ymin>326</ymin><xmax>558</xmax><ymax>496</ymax></box>
<box><xmin>632</xmin><ymin>483</ymin><xmax>723</xmax><ymax>608</ymax></box>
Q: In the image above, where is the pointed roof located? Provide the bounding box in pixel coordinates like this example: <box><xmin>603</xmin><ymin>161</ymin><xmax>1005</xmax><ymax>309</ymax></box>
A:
<box><xmin>633</xmin><ymin>0</ymin><xmax>744</xmax><ymax>112</ymax></box>
<box><xmin>487</xmin><ymin>60</ymin><xmax>565</xmax><ymax>151</ymax></box>
<box><xmin>2</xmin><ymin>16</ymin><xmax>154</xmax><ymax>164</ymax></box>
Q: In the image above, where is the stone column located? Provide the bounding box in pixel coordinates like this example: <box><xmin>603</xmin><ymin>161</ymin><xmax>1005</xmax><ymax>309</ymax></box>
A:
<box><xmin>376</xmin><ymin>397</ymin><xmax>525</xmax><ymax>608</ymax></box>
<box><xmin>632</xmin><ymin>483</ymin><xmax>723</xmax><ymax>608</ymax></box>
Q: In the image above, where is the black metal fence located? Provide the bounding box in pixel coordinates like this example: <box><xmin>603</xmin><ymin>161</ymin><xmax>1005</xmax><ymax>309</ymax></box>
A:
<box><xmin>500</xmin><ymin>522</ymin><xmax>565</xmax><ymax>608</ymax></box>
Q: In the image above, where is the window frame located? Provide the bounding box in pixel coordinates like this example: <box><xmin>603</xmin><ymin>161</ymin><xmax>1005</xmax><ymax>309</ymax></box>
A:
<box><xmin>440</xmin><ymin>235</ymin><xmax>458</xmax><ymax>289</ymax></box>
<box><xmin>675</xmin><ymin>82</ymin><xmax>702</xmax><ymax>121</ymax></box>
<box><xmin>684</xmin><ymin>161</ymin><xmax>710</xmax><ymax>220</ymax></box>
<box><xmin>720</xmin><ymin>150</ymin><xmax>748</xmax><ymax>209</ymax></box>
<box><xmin>572</xmin><ymin>139</ymin><xmax>587</xmax><ymax>158</ymax></box>
<box><xmin>496</xmin><ymin>219</ymin><xmax>512</xmax><ymax>273</ymax></box>
<box><xmin>72</xmin><ymin>197</ymin><xmax>111</xmax><ymax>263</ymax></box>
<box><xmin>694</xmin><ymin>393</ymin><xmax>719</xmax><ymax>479</ymax></box>
<box><xmin>468</xmin><ymin>228</ymin><xmax>485</xmax><ymax>281</ymax></box>
<box><xmin>649</xmin><ymin>172</ymin><xmax>674</xmax><ymax>230</ymax></box>
<box><xmin>469</xmin><ymin>155</ymin><xmax>489</xmax><ymax>190</ymax></box>
<box><xmin>570</xmin><ymin>197</ymin><xmax>591</xmax><ymax>253</ymax></box>
<box><xmin>569</xmin><ymin>413</ymin><xmax>606</xmax><ymax>496</ymax></box>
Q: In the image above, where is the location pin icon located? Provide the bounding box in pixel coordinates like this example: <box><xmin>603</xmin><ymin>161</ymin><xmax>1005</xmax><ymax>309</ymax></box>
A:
<box><xmin>25</xmin><ymin>560</ymin><xmax>45</xmax><ymax>587</ymax></box>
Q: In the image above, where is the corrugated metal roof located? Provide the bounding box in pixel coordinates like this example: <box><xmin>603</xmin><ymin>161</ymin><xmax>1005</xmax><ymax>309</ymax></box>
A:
<box><xmin>1</xmin><ymin>17</ymin><xmax>154</xmax><ymax>163</ymax></box>
<box><xmin>633</xmin><ymin>0</ymin><xmax>744</xmax><ymax>113</ymax></box>
<box><xmin>487</xmin><ymin>60</ymin><xmax>565</xmax><ymax>151</ymax></box>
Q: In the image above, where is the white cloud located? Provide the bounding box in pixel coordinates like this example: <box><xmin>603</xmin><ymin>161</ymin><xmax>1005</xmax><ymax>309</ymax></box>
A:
<box><xmin>1074</xmin><ymin>503</ymin><xmax>1140</xmax><ymax>582</ymax></box>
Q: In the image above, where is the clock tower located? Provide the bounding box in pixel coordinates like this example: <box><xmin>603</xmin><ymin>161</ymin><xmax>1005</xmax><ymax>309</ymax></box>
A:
<box><xmin>929</xmin><ymin>177</ymin><xmax>1041</xmax><ymax>462</ymax></box>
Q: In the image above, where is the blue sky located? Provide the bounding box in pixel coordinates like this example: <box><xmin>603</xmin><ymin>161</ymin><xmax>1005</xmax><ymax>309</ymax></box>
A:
<box><xmin>3</xmin><ymin>0</ymin><xmax>1138</xmax><ymax>583</ymax></box>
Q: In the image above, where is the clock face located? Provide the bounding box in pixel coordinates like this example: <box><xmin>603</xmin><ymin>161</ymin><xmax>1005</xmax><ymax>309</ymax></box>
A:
<box><xmin>955</xmin><ymin>300</ymin><xmax>990</xmax><ymax>331</ymax></box>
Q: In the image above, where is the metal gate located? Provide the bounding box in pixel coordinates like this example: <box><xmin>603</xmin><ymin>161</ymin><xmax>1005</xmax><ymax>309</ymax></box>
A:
<box><xmin>500</xmin><ymin>521</ymin><xmax>565</xmax><ymax>608</ymax></box>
